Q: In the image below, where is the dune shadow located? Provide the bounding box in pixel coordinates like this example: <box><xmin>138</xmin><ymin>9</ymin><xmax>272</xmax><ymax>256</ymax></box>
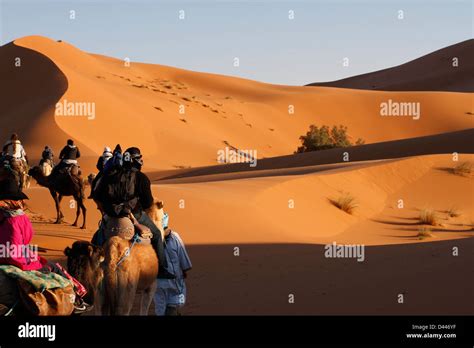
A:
<box><xmin>181</xmin><ymin>240</ymin><xmax>474</xmax><ymax>315</ymax></box>
<box><xmin>435</xmin><ymin>167</ymin><xmax>456</xmax><ymax>175</ymax></box>
<box><xmin>37</xmin><ymin>246</ymin><xmax>63</xmax><ymax>253</ymax></box>
<box><xmin>0</xmin><ymin>41</ymin><xmax>68</xmax><ymax>149</ymax></box>
<box><xmin>393</xmin><ymin>226</ymin><xmax>474</xmax><ymax>233</ymax></box>
<box><xmin>35</xmin><ymin>232</ymin><xmax>87</xmax><ymax>241</ymax></box>
<box><xmin>371</xmin><ymin>218</ymin><xmax>421</xmax><ymax>226</ymax></box>
<box><xmin>152</xmin><ymin>129</ymin><xmax>474</xmax><ymax>183</ymax></box>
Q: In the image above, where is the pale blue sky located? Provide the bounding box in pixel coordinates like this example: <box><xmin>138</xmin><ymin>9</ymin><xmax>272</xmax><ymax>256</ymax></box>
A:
<box><xmin>0</xmin><ymin>0</ymin><xmax>472</xmax><ymax>85</ymax></box>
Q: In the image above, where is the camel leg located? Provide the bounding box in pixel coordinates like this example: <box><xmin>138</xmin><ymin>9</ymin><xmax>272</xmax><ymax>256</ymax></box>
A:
<box><xmin>93</xmin><ymin>286</ymin><xmax>104</xmax><ymax>315</ymax></box>
<box><xmin>139</xmin><ymin>280</ymin><xmax>158</xmax><ymax>316</ymax></box>
<box><xmin>116</xmin><ymin>270</ymin><xmax>137</xmax><ymax>315</ymax></box>
<box><xmin>79</xmin><ymin>199</ymin><xmax>87</xmax><ymax>229</ymax></box>
<box><xmin>72</xmin><ymin>198</ymin><xmax>80</xmax><ymax>227</ymax></box>
<box><xmin>57</xmin><ymin>195</ymin><xmax>64</xmax><ymax>223</ymax></box>
<box><xmin>51</xmin><ymin>190</ymin><xmax>64</xmax><ymax>224</ymax></box>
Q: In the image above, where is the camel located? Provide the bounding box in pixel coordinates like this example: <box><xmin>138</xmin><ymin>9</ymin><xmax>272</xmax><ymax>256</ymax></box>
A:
<box><xmin>0</xmin><ymin>160</ymin><xmax>29</xmax><ymax>190</ymax></box>
<box><xmin>64</xmin><ymin>201</ymin><xmax>165</xmax><ymax>315</ymax></box>
<box><xmin>102</xmin><ymin>232</ymin><xmax>158</xmax><ymax>315</ymax></box>
<box><xmin>28</xmin><ymin>166</ymin><xmax>87</xmax><ymax>229</ymax></box>
<box><xmin>145</xmin><ymin>200</ymin><xmax>165</xmax><ymax>240</ymax></box>
<box><xmin>64</xmin><ymin>241</ymin><xmax>104</xmax><ymax>315</ymax></box>
<box><xmin>0</xmin><ymin>272</ymin><xmax>19</xmax><ymax>315</ymax></box>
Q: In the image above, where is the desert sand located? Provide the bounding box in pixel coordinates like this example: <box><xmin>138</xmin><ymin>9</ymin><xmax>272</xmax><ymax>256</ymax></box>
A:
<box><xmin>0</xmin><ymin>36</ymin><xmax>472</xmax><ymax>314</ymax></box>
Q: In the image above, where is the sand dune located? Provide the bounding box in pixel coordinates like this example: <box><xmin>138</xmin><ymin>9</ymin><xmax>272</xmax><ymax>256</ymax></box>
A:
<box><xmin>0</xmin><ymin>36</ymin><xmax>472</xmax><ymax>172</ymax></box>
<box><xmin>151</xmin><ymin>128</ymin><xmax>474</xmax><ymax>183</ymax></box>
<box><xmin>0</xmin><ymin>35</ymin><xmax>472</xmax><ymax>315</ymax></box>
<box><xmin>25</xmin><ymin>152</ymin><xmax>473</xmax><ymax>314</ymax></box>
<box><xmin>308</xmin><ymin>39</ymin><xmax>474</xmax><ymax>92</ymax></box>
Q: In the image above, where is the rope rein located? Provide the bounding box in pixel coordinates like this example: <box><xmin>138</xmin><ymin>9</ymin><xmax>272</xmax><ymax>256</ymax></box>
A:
<box><xmin>116</xmin><ymin>233</ymin><xmax>141</xmax><ymax>267</ymax></box>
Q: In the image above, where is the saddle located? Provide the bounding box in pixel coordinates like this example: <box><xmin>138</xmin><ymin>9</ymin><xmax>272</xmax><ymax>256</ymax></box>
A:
<box><xmin>102</xmin><ymin>215</ymin><xmax>152</xmax><ymax>244</ymax></box>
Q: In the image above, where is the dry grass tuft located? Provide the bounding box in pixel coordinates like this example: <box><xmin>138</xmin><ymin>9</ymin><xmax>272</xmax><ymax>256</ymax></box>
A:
<box><xmin>419</xmin><ymin>209</ymin><xmax>439</xmax><ymax>226</ymax></box>
<box><xmin>452</xmin><ymin>162</ymin><xmax>473</xmax><ymax>177</ymax></box>
<box><xmin>330</xmin><ymin>193</ymin><xmax>358</xmax><ymax>215</ymax></box>
<box><xmin>417</xmin><ymin>227</ymin><xmax>433</xmax><ymax>240</ymax></box>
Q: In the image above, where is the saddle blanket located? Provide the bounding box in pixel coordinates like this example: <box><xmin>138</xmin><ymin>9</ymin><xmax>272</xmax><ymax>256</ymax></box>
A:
<box><xmin>0</xmin><ymin>265</ymin><xmax>72</xmax><ymax>291</ymax></box>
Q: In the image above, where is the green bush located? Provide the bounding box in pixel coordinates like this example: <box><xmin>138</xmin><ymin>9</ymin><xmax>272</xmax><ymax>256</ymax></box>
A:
<box><xmin>296</xmin><ymin>124</ymin><xmax>364</xmax><ymax>153</ymax></box>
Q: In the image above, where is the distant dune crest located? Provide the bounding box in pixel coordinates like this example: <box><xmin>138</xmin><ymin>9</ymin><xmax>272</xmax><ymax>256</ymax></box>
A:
<box><xmin>307</xmin><ymin>39</ymin><xmax>474</xmax><ymax>92</ymax></box>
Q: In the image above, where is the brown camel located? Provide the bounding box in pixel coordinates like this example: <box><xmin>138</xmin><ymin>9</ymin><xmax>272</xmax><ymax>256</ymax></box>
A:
<box><xmin>145</xmin><ymin>200</ymin><xmax>165</xmax><ymax>240</ymax></box>
<box><xmin>65</xmin><ymin>238</ymin><xmax>157</xmax><ymax>316</ymax></box>
<box><xmin>102</xmin><ymin>232</ymin><xmax>158</xmax><ymax>315</ymax></box>
<box><xmin>0</xmin><ymin>271</ymin><xmax>19</xmax><ymax>315</ymax></box>
<box><xmin>64</xmin><ymin>241</ymin><xmax>105</xmax><ymax>315</ymax></box>
<box><xmin>65</xmin><ymin>237</ymin><xmax>158</xmax><ymax>316</ymax></box>
<box><xmin>64</xmin><ymin>202</ymin><xmax>165</xmax><ymax>315</ymax></box>
<box><xmin>28</xmin><ymin>166</ymin><xmax>87</xmax><ymax>229</ymax></box>
<box><xmin>0</xmin><ymin>162</ymin><xmax>28</xmax><ymax>190</ymax></box>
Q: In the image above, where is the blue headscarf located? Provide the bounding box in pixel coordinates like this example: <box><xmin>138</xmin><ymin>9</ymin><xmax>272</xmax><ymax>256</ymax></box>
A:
<box><xmin>162</xmin><ymin>212</ymin><xmax>169</xmax><ymax>230</ymax></box>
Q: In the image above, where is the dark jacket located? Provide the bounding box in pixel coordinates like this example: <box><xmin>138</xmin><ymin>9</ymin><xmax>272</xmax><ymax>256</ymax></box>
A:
<box><xmin>59</xmin><ymin>145</ymin><xmax>81</xmax><ymax>161</ymax></box>
<box><xmin>96</xmin><ymin>157</ymin><xmax>105</xmax><ymax>172</ymax></box>
<box><xmin>42</xmin><ymin>148</ymin><xmax>54</xmax><ymax>161</ymax></box>
<box><xmin>94</xmin><ymin>169</ymin><xmax>154</xmax><ymax>217</ymax></box>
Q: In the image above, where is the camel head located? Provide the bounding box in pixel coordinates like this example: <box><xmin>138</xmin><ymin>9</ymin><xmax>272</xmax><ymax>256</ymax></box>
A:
<box><xmin>87</xmin><ymin>173</ymin><xmax>96</xmax><ymax>187</ymax></box>
<box><xmin>145</xmin><ymin>200</ymin><xmax>165</xmax><ymax>239</ymax></box>
<box><xmin>28</xmin><ymin>166</ymin><xmax>44</xmax><ymax>180</ymax></box>
<box><xmin>64</xmin><ymin>241</ymin><xmax>104</xmax><ymax>304</ymax></box>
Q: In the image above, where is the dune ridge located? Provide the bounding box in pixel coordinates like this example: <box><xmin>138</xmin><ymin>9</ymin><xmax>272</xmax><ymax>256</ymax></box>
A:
<box><xmin>0</xmin><ymin>35</ymin><xmax>471</xmax><ymax>171</ymax></box>
<box><xmin>307</xmin><ymin>39</ymin><xmax>474</xmax><ymax>92</ymax></box>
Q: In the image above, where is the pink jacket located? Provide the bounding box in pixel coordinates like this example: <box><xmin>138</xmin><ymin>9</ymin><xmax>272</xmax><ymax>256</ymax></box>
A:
<box><xmin>0</xmin><ymin>214</ymin><xmax>43</xmax><ymax>271</ymax></box>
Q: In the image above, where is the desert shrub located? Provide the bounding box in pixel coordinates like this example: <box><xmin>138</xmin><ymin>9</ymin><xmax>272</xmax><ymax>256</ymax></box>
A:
<box><xmin>446</xmin><ymin>206</ymin><xmax>461</xmax><ymax>218</ymax></box>
<box><xmin>419</xmin><ymin>209</ymin><xmax>439</xmax><ymax>226</ymax></box>
<box><xmin>452</xmin><ymin>162</ymin><xmax>473</xmax><ymax>177</ymax></box>
<box><xmin>417</xmin><ymin>227</ymin><xmax>433</xmax><ymax>240</ymax></box>
<box><xmin>329</xmin><ymin>193</ymin><xmax>357</xmax><ymax>214</ymax></box>
<box><xmin>296</xmin><ymin>124</ymin><xmax>364</xmax><ymax>153</ymax></box>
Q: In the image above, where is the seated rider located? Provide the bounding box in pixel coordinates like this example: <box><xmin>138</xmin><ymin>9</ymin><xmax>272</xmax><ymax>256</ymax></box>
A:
<box><xmin>52</xmin><ymin>139</ymin><xmax>81</xmax><ymax>177</ymax></box>
<box><xmin>96</xmin><ymin>146</ymin><xmax>113</xmax><ymax>172</ymax></box>
<box><xmin>102</xmin><ymin>144</ymin><xmax>123</xmax><ymax>175</ymax></box>
<box><xmin>88</xmin><ymin>145</ymin><xmax>118</xmax><ymax>199</ymax></box>
<box><xmin>40</xmin><ymin>146</ymin><xmax>54</xmax><ymax>167</ymax></box>
<box><xmin>91</xmin><ymin>146</ymin><xmax>175</xmax><ymax>279</ymax></box>
<box><xmin>2</xmin><ymin>133</ymin><xmax>28</xmax><ymax>170</ymax></box>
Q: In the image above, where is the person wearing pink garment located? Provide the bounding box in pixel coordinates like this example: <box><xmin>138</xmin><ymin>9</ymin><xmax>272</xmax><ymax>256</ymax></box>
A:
<box><xmin>0</xmin><ymin>174</ymin><xmax>92</xmax><ymax>314</ymax></box>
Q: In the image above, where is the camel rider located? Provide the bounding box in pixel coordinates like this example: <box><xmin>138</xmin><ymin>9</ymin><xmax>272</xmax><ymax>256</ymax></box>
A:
<box><xmin>91</xmin><ymin>147</ymin><xmax>175</xmax><ymax>279</ymax></box>
<box><xmin>96</xmin><ymin>146</ymin><xmax>113</xmax><ymax>172</ymax></box>
<box><xmin>2</xmin><ymin>133</ymin><xmax>28</xmax><ymax>169</ymax></box>
<box><xmin>88</xmin><ymin>145</ymin><xmax>118</xmax><ymax>199</ymax></box>
<box><xmin>52</xmin><ymin>139</ymin><xmax>81</xmax><ymax>177</ymax></box>
<box><xmin>40</xmin><ymin>146</ymin><xmax>54</xmax><ymax>167</ymax></box>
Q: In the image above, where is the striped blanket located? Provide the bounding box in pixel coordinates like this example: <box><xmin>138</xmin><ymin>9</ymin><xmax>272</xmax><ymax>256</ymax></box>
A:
<box><xmin>0</xmin><ymin>265</ymin><xmax>72</xmax><ymax>291</ymax></box>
